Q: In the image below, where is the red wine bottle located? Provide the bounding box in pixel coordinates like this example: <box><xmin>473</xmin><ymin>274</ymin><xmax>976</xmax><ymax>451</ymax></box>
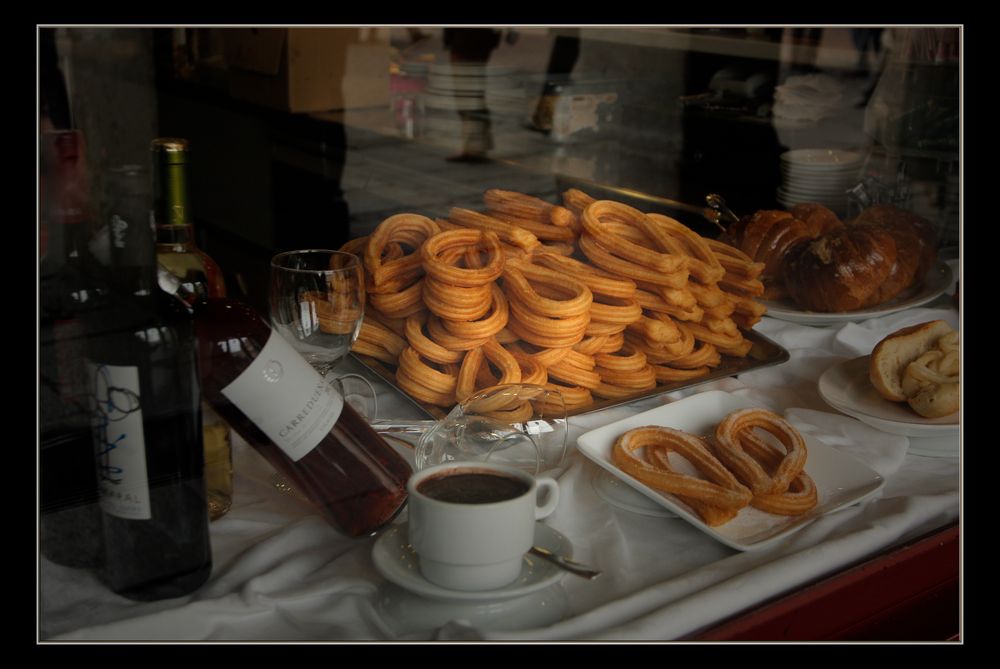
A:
<box><xmin>85</xmin><ymin>165</ymin><xmax>211</xmax><ymax>600</ymax></box>
<box><xmin>172</xmin><ymin>281</ymin><xmax>411</xmax><ymax>537</ymax></box>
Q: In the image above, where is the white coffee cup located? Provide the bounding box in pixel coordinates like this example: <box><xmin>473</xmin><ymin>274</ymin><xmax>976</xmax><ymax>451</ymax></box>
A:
<box><xmin>406</xmin><ymin>462</ymin><xmax>560</xmax><ymax>591</ymax></box>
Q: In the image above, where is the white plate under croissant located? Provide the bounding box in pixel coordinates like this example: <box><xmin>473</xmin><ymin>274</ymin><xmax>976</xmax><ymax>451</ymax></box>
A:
<box><xmin>818</xmin><ymin>356</ymin><xmax>959</xmax><ymax>437</ymax></box>
<box><xmin>761</xmin><ymin>261</ymin><xmax>953</xmax><ymax>326</ymax></box>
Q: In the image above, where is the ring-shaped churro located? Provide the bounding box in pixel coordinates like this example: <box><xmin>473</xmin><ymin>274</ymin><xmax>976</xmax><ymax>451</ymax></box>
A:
<box><xmin>426</xmin><ymin>314</ymin><xmax>492</xmax><ymax>352</ymax></box>
<box><xmin>737</xmin><ymin>432</ymin><xmax>817</xmax><ymax>514</ymax></box>
<box><xmin>612</xmin><ymin>426</ymin><xmax>752</xmax><ymax>513</ymax></box>
<box><xmin>683</xmin><ymin>320</ymin><xmax>747</xmax><ymax>351</ymax></box>
<box><xmin>714</xmin><ymin>408</ymin><xmax>808</xmax><ymax>496</ymax></box>
<box><xmin>651</xmin><ymin>364</ymin><xmax>711</xmax><ymax>383</ymax></box>
<box><xmin>542</xmin><ymin>380</ymin><xmax>592</xmax><ymax>411</ymax></box>
<box><xmin>626</xmin><ymin>314</ymin><xmax>682</xmax><ymax>346</ymax></box>
<box><xmin>706</xmin><ymin>238</ymin><xmax>766</xmax><ymax>280</ymax></box>
<box><xmin>531</xmin><ymin>252</ymin><xmax>637</xmax><ymax>299</ymax></box>
<box><xmin>579</xmin><ymin>233</ymin><xmax>689</xmax><ymax>288</ymax></box>
<box><xmin>645</xmin><ymin>213</ymin><xmax>726</xmax><ymax>284</ymax></box>
<box><xmin>584</xmin><ymin>320</ymin><xmax>629</xmax><ymax>337</ymax></box>
<box><xmin>634</xmin><ymin>288</ymin><xmax>704</xmax><ymax>322</ymax></box>
<box><xmin>356</xmin><ymin>318</ymin><xmax>406</xmax><ymax>358</ymax></box>
<box><xmin>489</xmin><ymin>212</ymin><xmax>578</xmax><ymax>243</ymax></box>
<box><xmin>365</xmin><ymin>213</ymin><xmax>440</xmax><ymax>290</ymax></box>
<box><xmin>441</xmin><ymin>284</ymin><xmax>510</xmax><ymax>340</ymax></box>
<box><xmin>507</xmin><ymin>310</ymin><xmax>589</xmax><ymax>349</ymax></box>
<box><xmin>581</xmin><ymin>201</ymin><xmax>689</xmax><ymax>274</ymax></box>
<box><xmin>573</xmin><ymin>335</ymin><xmax>610</xmax><ymax>356</ymax></box>
<box><xmin>369</xmin><ymin>280</ymin><xmax>426</xmax><ymax>319</ymax></box>
<box><xmin>484</xmin><ymin>188</ymin><xmax>557</xmax><ymax>221</ymax></box>
<box><xmin>547</xmin><ymin>358</ymin><xmax>602</xmax><ymax>390</ymax></box>
<box><xmin>508</xmin><ymin>348</ymin><xmax>548</xmax><ymax>386</ymax></box>
<box><xmin>421</xmin><ymin>228</ymin><xmax>505</xmax><ymax>287</ymax></box>
<box><xmin>448</xmin><ymin>207</ymin><xmax>541</xmax><ymax>251</ymax></box>
<box><xmin>562</xmin><ymin>188</ymin><xmax>596</xmax><ymax>215</ymax></box>
<box><xmin>396</xmin><ymin>365</ymin><xmax>458</xmax><ymax>407</ymax></box>
<box><xmin>405</xmin><ymin>312</ymin><xmax>465</xmax><ymax>364</ymax></box>
<box><xmin>667</xmin><ymin>340</ymin><xmax>720</xmax><ymax>369</ymax></box>
<box><xmin>594</xmin><ymin>343</ymin><xmax>648</xmax><ymax>372</ymax></box>
<box><xmin>589</xmin><ymin>293</ymin><xmax>643</xmax><ymax>327</ymax></box>
<box><xmin>422</xmin><ymin>277</ymin><xmax>493</xmax><ymax>322</ymax></box>
<box><xmin>397</xmin><ymin>347</ymin><xmax>458</xmax><ymax>396</ymax></box>
<box><xmin>596</xmin><ymin>364</ymin><xmax>657</xmax><ymax>390</ymax></box>
<box><xmin>503</xmin><ymin>261</ymin><xmax>593</xmax><ymax>318</ymax></box>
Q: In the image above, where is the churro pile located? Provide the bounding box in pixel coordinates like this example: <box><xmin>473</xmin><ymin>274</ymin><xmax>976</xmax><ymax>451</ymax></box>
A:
<box><xmin>347</xmin><ymin>188</ymin><xmax>768</xmax><ymax>412</ymax></box>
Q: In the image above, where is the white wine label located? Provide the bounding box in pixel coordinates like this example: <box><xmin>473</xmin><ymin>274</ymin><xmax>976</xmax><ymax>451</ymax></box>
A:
<box><xmin>88</xmin><ymin>363</ymin><xmax>152</xmax><ymax>520</ymax></box>
<box><xmin>221</xmin><ymin>332</ymin><xmax>343</xmax><ymax>462</ymax></box>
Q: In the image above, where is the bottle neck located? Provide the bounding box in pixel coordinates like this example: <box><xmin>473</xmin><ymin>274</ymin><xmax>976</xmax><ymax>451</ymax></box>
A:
<box><xmin>152</xmin><ymin>143</ymin><xmax>193</xmax><ymax>230</ymax></box>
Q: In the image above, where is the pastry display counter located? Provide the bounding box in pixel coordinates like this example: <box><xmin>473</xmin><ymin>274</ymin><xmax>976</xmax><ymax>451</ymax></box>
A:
<box><xmin>38</xmin><ymin>25</ymin><xmax>962</xmax><ymax>643</ymax></box>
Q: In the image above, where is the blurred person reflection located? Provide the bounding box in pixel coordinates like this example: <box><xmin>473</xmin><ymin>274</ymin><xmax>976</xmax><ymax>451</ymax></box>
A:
<box><xmin>531</xmin><ymin>28</ymin><xmax>581</xmax><ymax>134</ymax></box>
<box><xmin>851</xmin><ymin>28</ymin><xmax>885</xmax><ymax>74</ymax></box>
<box><xmin>443</xmin><ymin>28</ymin><xmax>502</xmax><ymax>162</ymax></box>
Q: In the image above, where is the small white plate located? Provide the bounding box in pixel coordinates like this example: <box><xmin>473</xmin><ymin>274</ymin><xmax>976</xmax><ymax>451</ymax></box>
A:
<box><xmin>576</xmin><ymin>391</ymin><xmax>885</xmax><ymax>551</ymax></box>
<box><xmin>761</xmin><ymin>261</ymin><xmax>953</xmax><ymax>326</ymax></box>
<box><xmin>818</xmin><ymin>356</ymin><xmax>960</xmax><ymax>438</ymax></box>
<box><xmin>372</xmin><ymin>522</ymin><xmax>570</xmax><ymax>601</ymax></box>
<box><xmin>592</xmin><ymin>469</ymin><xmax>678</xmax><ymax>518</ymax></box>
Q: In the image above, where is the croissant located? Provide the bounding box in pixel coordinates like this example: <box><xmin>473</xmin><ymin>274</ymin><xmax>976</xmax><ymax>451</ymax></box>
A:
<box><xmin>721</xmin><ymin>202</ymin><xmax>938</xmax><ymax>313</ymax></box>
<box><xmin>719</xmin><ymin>204</ymin><xmax>843</xmax><ymax>299</ymax></box>
<box><xmin>783</xmin><ymin>205</ymin><xmax>938</xmax><ymax>312</ymax></box>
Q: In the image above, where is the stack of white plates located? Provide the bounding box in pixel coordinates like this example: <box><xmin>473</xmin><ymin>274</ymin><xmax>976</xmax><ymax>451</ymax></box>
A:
<box><xmin>777</xmin><ymin>149</ymin><xmax>864</xmax><ymax>214</ymax></box>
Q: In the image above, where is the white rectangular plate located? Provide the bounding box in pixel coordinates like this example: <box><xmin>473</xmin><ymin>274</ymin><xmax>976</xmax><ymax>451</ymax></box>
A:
<box><xmin>576</xmin><ymin>390</ymin><xmax>886</xmax><ymax>551</ymax></box>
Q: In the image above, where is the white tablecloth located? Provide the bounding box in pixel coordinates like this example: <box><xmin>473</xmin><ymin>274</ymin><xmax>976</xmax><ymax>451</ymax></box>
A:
<box><xmin>39</xmin><ymin>290</ymin><xmax>961</xmax><ymax>642</ymax></box>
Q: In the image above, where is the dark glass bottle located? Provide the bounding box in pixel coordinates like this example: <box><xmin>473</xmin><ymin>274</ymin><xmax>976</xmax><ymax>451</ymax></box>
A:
<box><xmin>85</xmin><ymin>165</ymin><xmax>211</xmax><ymax>600</ymax></box>
<box><xmin>169</xmin><ymin>282</ymin><xmax>411</xmax><ymax>537</ymax></box>
<box><xmin>39</xmin><ymin>129</ymin><xmax>104</xmax><ymax>568</ymax></box>
<box><xmin>152</xmin><ymin>137</ymin><xmax>232</xmax><ymax>521</ymax></box>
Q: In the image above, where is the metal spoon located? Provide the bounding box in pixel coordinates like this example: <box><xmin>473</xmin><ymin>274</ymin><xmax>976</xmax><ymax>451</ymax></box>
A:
<box><xmin>529</xmin><ymin>546</ymin><xmax>602</xmax><ymax>580</ymax></box>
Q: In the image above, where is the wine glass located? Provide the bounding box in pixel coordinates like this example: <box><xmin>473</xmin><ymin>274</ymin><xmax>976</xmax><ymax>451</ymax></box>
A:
<box><xmin>269</xmin><ymin>249</ymin><xmax>366</xmax><ymax>378</ymax></box>
<box><xmin>268</xmin><ymin>250</ymin><xmax>374</xmax><ymax>495</ymax></box>
<box><xmin>378</xmin><ymin>383</ymin><xmax>569</xmax><ymax>476</ymax></box>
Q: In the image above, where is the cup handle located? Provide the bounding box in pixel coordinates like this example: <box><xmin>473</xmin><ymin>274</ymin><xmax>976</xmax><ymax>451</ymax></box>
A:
<box><xmin>533</xmin><ymin>477</ymin><xmax>560</xmax><ymax>520</ymax></box>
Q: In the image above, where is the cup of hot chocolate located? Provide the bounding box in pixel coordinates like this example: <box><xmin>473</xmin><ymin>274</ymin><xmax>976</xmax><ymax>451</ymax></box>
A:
<box><xmin>406</xmin><ymin>462</ymin><xmax>560</xmax><ymax>591</ymax></box>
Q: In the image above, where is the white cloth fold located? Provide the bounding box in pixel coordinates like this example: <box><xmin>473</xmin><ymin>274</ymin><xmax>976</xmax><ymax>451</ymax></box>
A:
<box><xmin>40</xmin><ymin>299</ymin><xmax>960</xmax><ymax>642</ymax></box>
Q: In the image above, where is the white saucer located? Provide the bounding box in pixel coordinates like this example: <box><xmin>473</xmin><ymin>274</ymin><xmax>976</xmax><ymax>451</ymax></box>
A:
<box><xmin>592</xmin><ymin>469</ymin><xmax>678</xmax><ymax>518</ymax></box>
<box><xmin>372</xmin><ymin>522</ymin><xmax>571</xmax><ymax>601</ymax></box>
<box><xmin>907</xmin><ymin>433</ymin><xmax>961</xmax><ymax>459</ymax></box>
<box><xmin>375</xmin><ymin>582</ymin><xmax>570</xmax><ymax>636</ymax></box>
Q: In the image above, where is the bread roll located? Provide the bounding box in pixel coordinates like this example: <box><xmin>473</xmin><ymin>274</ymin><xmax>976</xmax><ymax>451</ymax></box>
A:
<box><xmin>869</xmin><ymin>320</ymin><xmax>956</xmax><ymax>402</ymax></box>
<box><xmin>906</xmin><ymin>381</ymin><xmax>959</xmax><ymax>418</ymax></box>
